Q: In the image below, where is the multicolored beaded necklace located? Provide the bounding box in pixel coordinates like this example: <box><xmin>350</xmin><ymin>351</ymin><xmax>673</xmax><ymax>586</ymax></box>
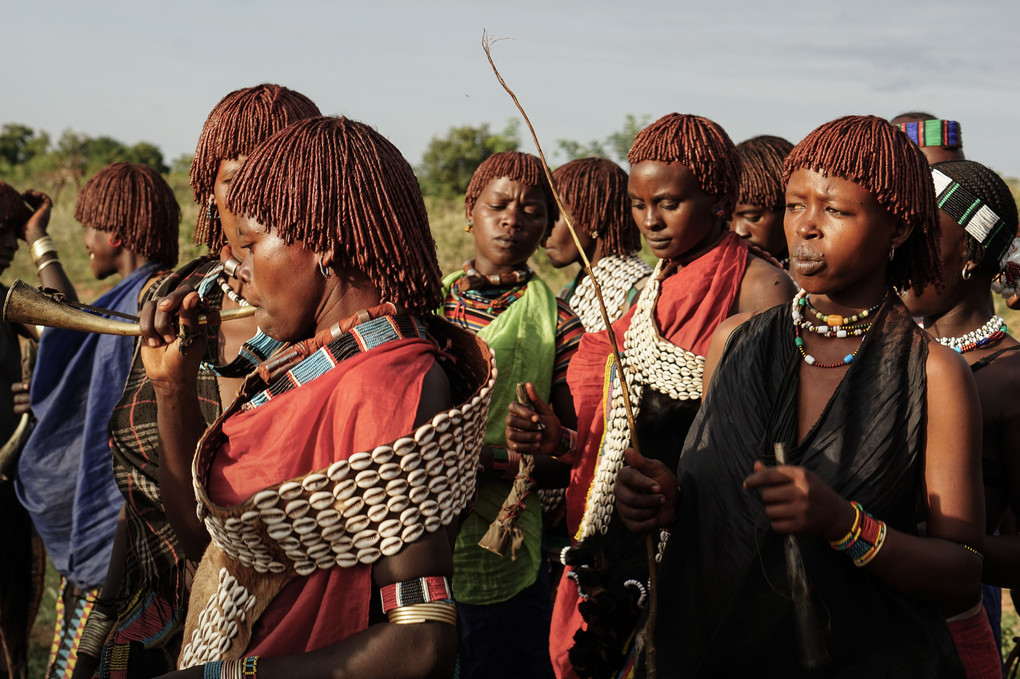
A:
<box><xmin>935</xmin><ymin>315</ymin><xmax>1008</xmax><ymax>353</ymax></box>
<box><xmin>790</xmin><ymin>290</ymin><xmax>887</xmax><ymax>367</ymax></box>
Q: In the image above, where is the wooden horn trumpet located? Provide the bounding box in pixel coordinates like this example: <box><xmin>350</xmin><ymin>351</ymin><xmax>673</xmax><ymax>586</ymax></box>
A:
<box><xmin>2</xmin><ymin>278</ymin><xmax>257</xmax><ymax>336</ymax></box>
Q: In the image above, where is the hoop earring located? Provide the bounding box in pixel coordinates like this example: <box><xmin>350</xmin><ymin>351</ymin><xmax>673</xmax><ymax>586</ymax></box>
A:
<box><xmin>318</xmin><ymin>257</ymin><xmax>332</xmax><ymax>279</ymax></box>
<box><xmin>108</xmin><ymin>234</ymin><xmax>123</xmax><ymax>248</ymax></box>
<box><xmin>889</xmin><ymin>244</ymin><xmax>895</xmax><ymax>261</ymax></box>
<box><xmin>464</xmin><ymin>221</ymin><xmax>473</xmax><ymax>233</ymax></box>
<box><xmin>961</xmin><ymin>265</ymin><xmax>972</xmax><ymax>281</ymax></box>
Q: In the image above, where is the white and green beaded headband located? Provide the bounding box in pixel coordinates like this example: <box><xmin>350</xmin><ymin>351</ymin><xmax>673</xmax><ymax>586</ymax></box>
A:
<box><xmin>931</xmin><ymin>168</ymin><xmax>1014</xmax><ymax>269</ymax></box>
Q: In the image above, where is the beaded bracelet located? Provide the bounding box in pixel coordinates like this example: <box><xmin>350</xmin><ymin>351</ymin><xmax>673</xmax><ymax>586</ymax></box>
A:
<box><xmin>959</xmin><ymin>543</ymin><xmax>984</xmax><ymax>560</ymax></box>
<box><xmin>554</xmin><ymin>427</ymin><xmax>577</xmax><ymax>463</ymax></box>
<box><xmin>829</xmin><ymin>501</ymin><xmax>863</xmax><ymax>551</ymax></box>
<box><xmin>218</xmin><ymin>656</ymin><xmax>259</xmax><ymax>679</ymax></box>
<box><xmin>203</xmin><ymin>661</ymin><xmax>222</xmax><ymax>679</ymax></box>
<box><xmin>380</xmin><ymin>576</ymin><xmax>452</xmax><ymax>613</ymax></box>
<box><xmin>829</xmin><ymin>501</ymin><xmax>887</xmax><ymax>567</ymax></box>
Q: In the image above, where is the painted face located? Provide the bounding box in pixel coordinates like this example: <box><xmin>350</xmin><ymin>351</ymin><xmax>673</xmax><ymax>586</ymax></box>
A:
<box><xmin>82</xmin><ymin>224</ymin><xmax>119</xmax><ymax>280</ymax></box>
<box><xmin>543</xmin><ymin>203</ymin><xmax>593</xmax><ymax>268</ymax></box>
<box><xmin>469</xmin><ymin>177</ymin><xmax>549</xmax><ymax>275</ymax></box>
<box><xmin>214</xmin><ymin>155</ymin><xmax>247</xmax><ymax>257</ymax></box>
<box><xmin>900</xmin><ymin>210</ymin><xmax>966</xmax><ymax>318</ymax></box>
<box><xmin>0</xmin><ymin>223</ymin><xmax>18</xmax><ymax>274</ymax></box>
<box><xmin>234</xmin><ymin>216</ymin><xmax>327</xmax><ymax>342</ymax></box>
<box><xmin>628</xmin><ymin>161</ymin><xmax>720</xmax><ymax>262</ymax></box>
<box><xmin>784</xmin><ymin>168</ymin><xmax>906</xmax><ymax>297</ymax></box>
<box><xmin>730</xmin><ymin>202</ymin><xmax>787</xmax><ymax>258</ymax></box>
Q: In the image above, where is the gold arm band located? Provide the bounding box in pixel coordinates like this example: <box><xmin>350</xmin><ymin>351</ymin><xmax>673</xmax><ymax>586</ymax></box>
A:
<box><xmin>36</xmin><ymin>258</ymin><xmax>61</xmax><ymax>274</ymax></box>
<box><xmin>386</xmin><ymin>601</ymin><xmax>457</xmax><ymax>626</ymax></box>
<box><xmin>30</xmin><ymin>236</ymin><xmax>57</xmax><ymax>265</ymax></box>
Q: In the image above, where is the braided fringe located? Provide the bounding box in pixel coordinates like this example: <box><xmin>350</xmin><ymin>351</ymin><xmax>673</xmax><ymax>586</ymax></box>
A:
<box><xmin>75</xmin><ymin>162</ymin><xmax>180</xmax><ymax>267</ymax></box>
<box><xmin>0</xmin><ymin>181</ymin><xmax>31</xmax><ymax>225</ymax></box>
<box><xmin>627</xmin><ymin>113</ymin><xmax>740</xmax><ymax>218</ymax></box>
<box><xmin>190</xmin><ymin>84</ymin><xmax>321</xmax><ymax>248</ymax></box>
<box><xmin>552</xmin><ymin>158</ymin><xmax>640</xmax><ymax>256</ymax></box>
<box><xmin>735</xmin><ymin>135</ymin><xmax>794</xmax><ymax>210</ymax></box>
<box><xmin>225</xmin><ymin>116</ymin><xmax>444</xmax><ymax>315</ymax></box>
<box><xmin>783</xmin><ymin>115</ymin><xmax>942</xmax><ymax>292</ymax></box>
<box><xmin>464</xmin><ymin>150</ymin><xmax>559</xmax><ymax>234</ymax></box>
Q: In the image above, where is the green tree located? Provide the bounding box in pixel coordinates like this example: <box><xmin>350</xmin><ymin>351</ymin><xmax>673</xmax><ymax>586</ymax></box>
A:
<box><xmin>124</xmin><ymin>141</ymin><xmax>169</xmax><ymax>174</ymax></box>
<box><xmin>555</xmin><ymin>114</ymin><xmax>649</xmax><ymax>165</ymax></box>
<box><xmin>417</xmin><ymin>120</ymin><xmax>520</xmax><ymax>198</ymax></box>
<box><xmin>0</xmin><ymin>124</ymin><xmax>50</xmax><ymax>168</ymax></box>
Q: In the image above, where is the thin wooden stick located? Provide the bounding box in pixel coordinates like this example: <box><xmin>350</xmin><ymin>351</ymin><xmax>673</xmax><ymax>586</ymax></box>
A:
<box><xmin>481</xmin><ymin>31</ymin><xmax>658</xmax><ymax>677</ymax></box>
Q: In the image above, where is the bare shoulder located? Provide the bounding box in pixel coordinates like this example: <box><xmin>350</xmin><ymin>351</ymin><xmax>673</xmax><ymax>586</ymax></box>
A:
<box><xmin>925</xmin><ymin>341</ymin><xmax>976</xmax><ymax>392</ymax></box>
<box><xmin>737</xmin><ymin>255</ymin><xmax>796</xmax><ymax>313</ymax></box>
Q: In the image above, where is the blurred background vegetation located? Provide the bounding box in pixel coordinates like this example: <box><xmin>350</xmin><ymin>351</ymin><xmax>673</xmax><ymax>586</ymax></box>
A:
<box><xmin>4</xmin><ymin>117</ymin><xmax>1020</xmax><ymax>670</ymax></box>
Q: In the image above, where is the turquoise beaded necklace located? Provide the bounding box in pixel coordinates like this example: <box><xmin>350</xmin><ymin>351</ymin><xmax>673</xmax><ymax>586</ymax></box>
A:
<box><xmin>790</xmin><ymin>290</ymin><xmax>887</xmax><ymax>368</ymax></box>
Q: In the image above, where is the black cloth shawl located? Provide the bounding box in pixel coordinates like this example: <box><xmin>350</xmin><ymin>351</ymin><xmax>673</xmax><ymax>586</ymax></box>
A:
<box><xmin>653</xmin><ymin>297</ymin><xmax>963</xmax><ymax>678</ymax></box>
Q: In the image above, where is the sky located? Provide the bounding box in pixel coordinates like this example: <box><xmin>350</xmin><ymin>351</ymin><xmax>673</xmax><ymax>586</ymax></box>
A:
<box><xmin>3</xmin><ymin>0</ymin><xmax>1020</xmax><ymax>176</ymax></box>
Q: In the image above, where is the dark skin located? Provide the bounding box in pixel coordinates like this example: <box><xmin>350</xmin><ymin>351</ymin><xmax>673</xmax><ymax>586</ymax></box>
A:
<box><xmin>616</xmin><ymin>168</ymin><xmax>984</xmax><ymax>612</ymax></box>
<box><xmin>730</xmin><ymin>202</ymin><xmax>788</xmax><ymax>260</ymax></box>
<box><xmin>144</xmin><ymin>215</ymin><xmax>458</xmax><ymax>679</ymax></box>
<box><xmin>543</xmin><ymin>201</ymin><xmax>601</xmax><ymax>269</ymax></box>
<box><xmin>506</xmin><ymin>161</ymin><xmax>794</xmax><ymax>455</ymax></box>
<box><xmin>466</xmin><ymin>177</ymin><xmax>576</xmax><ymax>486</ymax></box>
<box><xmin>902</xmin><ymin>210</ymin><xmax>1020</xmax><ymax>589</ymax></box>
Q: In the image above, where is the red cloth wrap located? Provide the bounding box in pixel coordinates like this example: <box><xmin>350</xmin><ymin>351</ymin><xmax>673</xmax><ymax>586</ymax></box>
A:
<box><xmin>208</xmin><ymin>338</ymin><xmax>437</xmax><ymax>658</ymax></box>
<box><xmin>552</xmin><ymin>232</ymin><xmax>748</xmax><ymax>679</ymax></box>
<box><xmin>947</xmin><ymin>606</ymin><xmax>1002</xmax><ymax>679</ymax></box>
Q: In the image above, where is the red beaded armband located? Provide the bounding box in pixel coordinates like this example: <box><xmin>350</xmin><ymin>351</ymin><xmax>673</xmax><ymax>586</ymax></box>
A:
<box><xmin>380</xmin><ymin>576</ymin><xmax>453</xmax><ymax>614</ymax></box>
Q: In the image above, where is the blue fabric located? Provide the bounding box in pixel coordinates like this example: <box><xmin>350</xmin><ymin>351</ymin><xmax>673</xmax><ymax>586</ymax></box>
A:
<box><xmin>16</xmin><ymin>262</ymin><xmax>160</xmax><ymax>590</ymax></box>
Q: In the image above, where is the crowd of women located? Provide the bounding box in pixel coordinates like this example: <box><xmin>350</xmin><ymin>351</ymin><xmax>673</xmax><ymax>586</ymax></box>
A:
<box><xmin>0</xmin><ymin>84</ymin><xmax>1016</xmax><ymax>679</ymax></box>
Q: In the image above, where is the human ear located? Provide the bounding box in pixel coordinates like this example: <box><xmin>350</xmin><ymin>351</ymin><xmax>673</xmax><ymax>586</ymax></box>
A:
<box><xmin>890</xmin><ymin>218</ymin><xmax>914</xmax><ymax>251</ymax></box>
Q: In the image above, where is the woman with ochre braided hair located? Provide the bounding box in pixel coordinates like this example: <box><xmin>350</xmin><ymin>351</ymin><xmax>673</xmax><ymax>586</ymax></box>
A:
<box><xmin>71</xmin><ymin>84</ymin><xmax>320</xmax><ymax>679</ymax></box>
<box><xmin>617</xmin><ymin>116</ymin><xmax>984</xmax><ymax>677</ymax></box>
<box><xmin>143</xmin><ymin>115</ymin><xmax>494</xmax><ymax>679</ymax></box>
<box><xmin>15</xmin><ymin>162</ymin><xmax>179</xmax><ymax>679</ymax></box>
<box><xmin>730</xmin><ymin>135</ymin><xmax>795</xmax><ymax>268</ymax></box>
<box><xmin>544</xmin><ymin>157</ymin><xmax>650</xmax><ymax>332</ymax></box>
<box><xmin>440</xmin><ymin>150</ymin><xmax>582</xmax><ymax>679</ymax></box>
<box><xmin>902</xmin><ymin>159</ymin><xmax>1020</xmax><ymax>677</ymax></box>
<box><xmin>506</xmin><ymin>114</ymin><xmax>794</xmax><ymax>679</ymax></box>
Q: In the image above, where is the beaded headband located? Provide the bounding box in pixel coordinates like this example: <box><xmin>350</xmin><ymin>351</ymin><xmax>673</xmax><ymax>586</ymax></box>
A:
<box><xmin>931</xmin><ymin>168</ymin><xmax>1014</xmax><ymax>269</ymax></box>
<box><xmin>896</xmin><ymin>119</ymin><xmax>962</xmax><ymax>149</ymax></box>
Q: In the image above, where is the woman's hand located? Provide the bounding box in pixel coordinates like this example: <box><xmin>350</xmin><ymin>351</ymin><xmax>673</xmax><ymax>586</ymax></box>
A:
<box><xmin>20</xmin><ymin>190</ymin><xmax>53</xmax><ymax>242</ymax></box>
<box><xmin>615</xmin><ymin>448</ymin><xmax>677</xmax><ymax>533</ymax></box>
<box><xmin>743</xmin><ymin>460</ymin><xmax>853</xmax><ymax>540</ymax></box>
<box><xmin>504</xmin><ymin>382</ymin><xmax>561</xmax><ymax>456</ymax></box>
<box><xmin>11</xmin><ymin>380</ymin><xmax>30</xmax><ymax>417</ymax></box>
<box><xmin>139</xmin><ymin>288</ymin><xmax>215</xmax><ymax>391</ymax></box>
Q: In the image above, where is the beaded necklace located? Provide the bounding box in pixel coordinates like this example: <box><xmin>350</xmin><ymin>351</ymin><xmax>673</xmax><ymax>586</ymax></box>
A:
<box><xmin>789</xmin><ymin>290</ymin><xmax>886</xmax><ymax>368</ymax></box>
<box><xmin>457</xmin><ymin>260</ymin><xmax>532</xmax><ymax>290</ymax></box>
<box><xmin>217</xmin><ymin>273</ymin><xmax>250</xmax><ymax>307</ymax></box>
<box><xmin>568</xmin><ymin>254</ymin><xmax>651</xmax><ymax>332</ymax></box>
<box><xmin>935</xmin><ymin>315</ymin><xmax>1008</xmax><ymax>353</ymax></box>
